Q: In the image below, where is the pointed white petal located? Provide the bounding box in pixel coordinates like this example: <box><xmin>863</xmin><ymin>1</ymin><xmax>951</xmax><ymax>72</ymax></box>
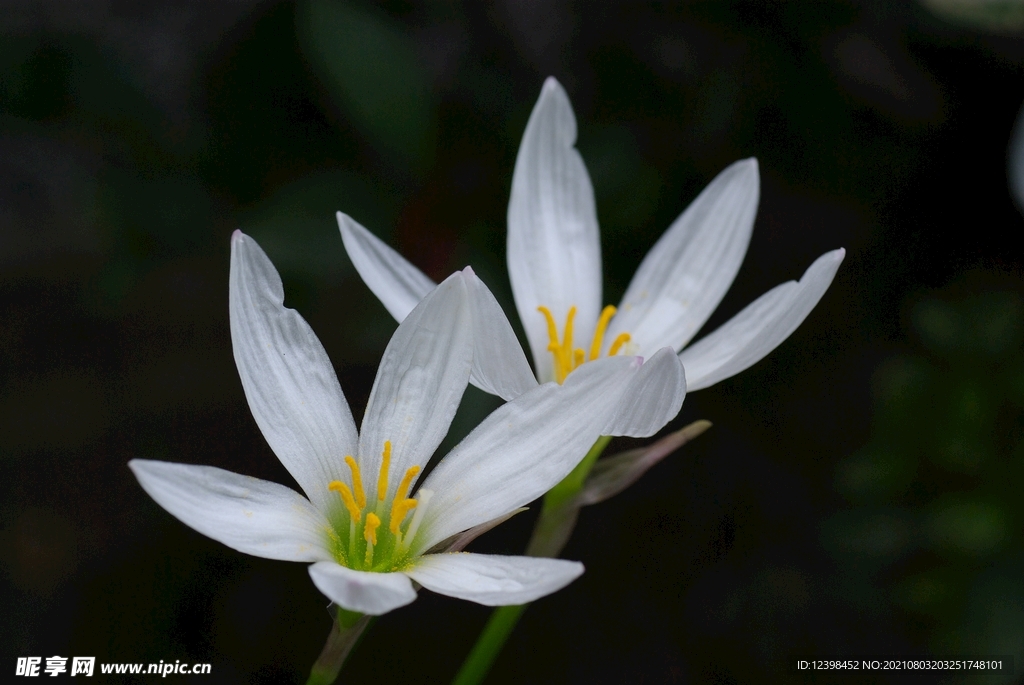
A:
<box><xmin>602</xmin><ymin>347</ymin><xmax>687</xmax><ymax>437</ymax></box>
<box><xmin>129</xmin><ymin>459</ymin><xmax>333</xmax><ymax>562</ymax></box>
<box><xmin>406</xmin><ymin>553</ymin><xmax>584</xmax><ymax>606</ymax></box>
<box><xmin>359</xmin><ymin>272</ymin><xmax>473</xmax><ymax>498</ymax></box>
<box><xmin>414</xmin><ymin>356</ymin><xmax>641</xmax><ymax>552</ymax></box>
<box><xmin>608</xmin><ymin>159</ymin><xmax>760</xmax><ymax>353</ymax></box>
<box><xmin>507</xmin><ymin>77</ymin><xmax>602</xmax><ymax>381</ymax></box>
<box><xmin>680</xmin><ymin>248</ymin><xmax>845</xmax><ymax>391</ymax></box>
<box><xmin>339</xmin><ymin>214</ymin><xmax>534</xmax><ymax>401</ymax></box>
<box><xmin>308</xmin><ymin>562</ymin><xmax>417</xmax><ymax>615</ymax></box>
<box><xmin>337</xmin><ymin>212</ymin><xmax>436</xmax><ymax>323</ymax></box>
<box><xmin>230</xmin><ymin>231</ymin><xmax>359</xmax><ymax>512</ymax></box>
<box><xmin>464</xmin><ymin>267</ymin><xmax>538</xmax><ymax>401</ymax></box>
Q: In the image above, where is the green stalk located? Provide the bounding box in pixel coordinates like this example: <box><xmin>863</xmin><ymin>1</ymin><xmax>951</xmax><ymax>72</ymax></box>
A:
<box><xmin>542</xmin><ymin>435</ymin><xmax>612</xmax><ymax>513</ymax></box>
<box><xmin>450</xmin><ymin>604</ymin><xmax>527</xmax><ymax>685</ymax></box>
<box><xmin>448</xmin><ymin>436</ymin><xmax>613</xmax><ymax>685</ymax></box>
<box><xmin>306</xmin><ymin>608</ymin><xmax>374</xmax><ymax>685</ymax></box>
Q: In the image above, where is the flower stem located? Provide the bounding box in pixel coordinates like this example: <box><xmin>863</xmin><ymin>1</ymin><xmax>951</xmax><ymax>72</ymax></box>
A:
<box><xmin>305</xmin><ymin>608</ymin><xmax>374</xmax><ymax>685</ymax></box>
<box><xmin>448</xmin><ymin>436</ymin><xmax>612</xmax><ymax>685</ymax></box>
<box><xmin>450</xmin><ymin>604</ymin><xmax>527</xmax><ymax>685</ymax></box>
<box><xmin>543</xmin><ymin>435</ymin><xmax>612</xmax><ymax>513</ymax></box>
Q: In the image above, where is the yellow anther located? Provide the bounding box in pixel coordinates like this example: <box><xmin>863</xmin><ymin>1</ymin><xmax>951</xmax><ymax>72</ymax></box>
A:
<box><xmin>562</xmin><ymin>306</ymin><xmax>576</xmax><ymax>374</ymax></box>
<box><xmin>389</xmin><ymin>498</ymin><xmax>418</xmax><ymax>534</ymax></box>
<box><xmin>537</xmin><ymin>306</ymin><xmax>559</xmax><ymax>350</ymax></box>
<box><xmin>609</xmin><ymin>332</ymin><xmax>631</xmax><ymax>356</ymax></box>
<box><xmin>589</xmin><ymin>305</ymin><xmax>617</xmax><ymax>360</ymax></box>
<box><xmin>328</xmin><ymin>480</ymin><xmax>362</xmax><ymax>523</ymax></box>
<box><xmin>390</xmin><ymin>465</ymin><xmax>420</xmax><ymax>529</ymax></box>
<box><xmin>395</xmin><ymin>465</ymin><xmax>420</xmax><ymax>502</ymax></box>
<box><xmin>538</xmin><ymin>306</ymin><xmax>580</xmax><ymax>383</ymax></box>
<box><xmin>539</xmin><ymin>303</ymin><xmax>632</xmax><ymax>382</ymax></box>
<box><xmin>363</xmin><ymin>512</ymin><xmax>381</xmax><ymax>546</ymax></box>
<box><xmin>377</xmin><ymin>440</ymin><xmax>392</xmax><ymax>501</ymax></box>
<box><xmin>344</xmin><ymin>456</ymin><xmax>366</xmax><ymax>509</ymax></box>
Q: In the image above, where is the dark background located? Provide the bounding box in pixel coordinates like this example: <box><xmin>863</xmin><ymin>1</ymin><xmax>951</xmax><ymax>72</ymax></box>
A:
<box><xmin>3</xmin><ymin>1</ymin><xmax>1024</xmax><ymax>683</ymax></box>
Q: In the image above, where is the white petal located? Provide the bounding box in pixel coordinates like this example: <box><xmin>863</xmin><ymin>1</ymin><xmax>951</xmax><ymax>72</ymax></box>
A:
<box><xmin>230</xmin><ymin>231</ymin><xmax>359</xmax><ymax>512</ymax></box>
<box><xmin>507</xmin><ymin>77</ymin><xmax>602</xmax><ymax>382</ymax></box>
<box><xmin>414</xmin><ymin>355</ymin><xmax>641</xmax><ymax>552</ymax></box>
<box><xmin>464</xmin><ymin>267</ymin><xmax>538</xmax><ymax>401</ymax></box>
<box><xmin>308</xmin><ymin>561</ymin><xmax>417</xmax><ymax>615</ymax></box>
<box><xmin>359</xmin><ymin>272</ymin><xmax>473</xmax><ymax>499</ymax></box>
<box><xmin>608</xmin><ymin>158</ymin><xmax>760</xmax><ymax>354</ymax></box>
<box><xmin>406</xmin><ymin>553</ymin><xmax>584</xmax><ymax>606</ymax></box>
<box><xmin>129</xmin><ymin>459</ymin><xmax>333</xmax><ymax>562</ymax></box>
<box><xmin>337</xmin><ymin>212</ymin><xmax>436</xmax><ymax>323</ymax></box>
<box><xmin>339</xmin><ymin>214</ymin><xmax>534</xmax><ymax>402</ymax></box>
<box><xmin>680</xmin><ymin>248</ymin><xmax>845</xmax><ymax>391</ymax></box>
<box><xmin>602</xmin><ymin>347</ymin><xmax>687</xmax><ymax>437</ymax></box>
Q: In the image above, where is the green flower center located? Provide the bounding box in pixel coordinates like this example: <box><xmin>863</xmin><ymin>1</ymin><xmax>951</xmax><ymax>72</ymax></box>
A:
<box><xmin>323</xmin><ymin>440</ymin><xmax>429</xmax><ymax>572</ymax></box>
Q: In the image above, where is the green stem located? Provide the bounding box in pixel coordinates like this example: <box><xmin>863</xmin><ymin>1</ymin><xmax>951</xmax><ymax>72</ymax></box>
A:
<box><xmin>542</xmin><ymin>435</ymin><xmax>612</xmax><ymax>513</ymax></box>
<box><xmin>450</xmin><ymin>605</ymin><xmax>527</xmax><ymax>685</ymax></box>
<box><xmin>305</xmin><ymin>608</ymin><xmax>374</xmax><ymax>685</ymax></box>
<box><xmin>449</xmin><ymin>436</ymin><xmax>612</xmax><ymax>685</ymax></box>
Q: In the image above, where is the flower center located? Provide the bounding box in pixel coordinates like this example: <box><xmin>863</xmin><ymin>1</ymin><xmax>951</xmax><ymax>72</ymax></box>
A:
<box><xmin>537</xmin><ymin>304</ymin><xmax>631</xmax><ymax>384</ymax></box>
<box><xmin>325</xmin><ymin>440</ymin><xmax>432</xmax><ymax>571</ymax></box>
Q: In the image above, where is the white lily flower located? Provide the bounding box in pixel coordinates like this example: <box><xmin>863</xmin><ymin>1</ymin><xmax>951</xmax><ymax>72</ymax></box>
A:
<box><xmin>129</xmin><ymin>231</ymin><xmax>681</xmax><ymax>615</ymax></box>
<box><xmin>339</xmin><ymin>77</ymin><xmax>844</xmax><ymax>392</ymax></box>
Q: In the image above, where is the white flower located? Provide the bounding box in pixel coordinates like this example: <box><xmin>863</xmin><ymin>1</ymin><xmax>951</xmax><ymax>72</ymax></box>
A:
<box><xmin>129</xmin><ymin>232</ymin><xmax>683</xmax><ymax>615</ymax></box>
<box><xmin>338</xmin><ymin>77</ymin><xmax>844</xmax><ymax>392</ymax></box>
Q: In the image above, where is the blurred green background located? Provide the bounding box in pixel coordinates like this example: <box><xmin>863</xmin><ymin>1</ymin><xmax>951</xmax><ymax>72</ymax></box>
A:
<box><xmin>3</xmin><ymin>1</ymin><xmax>1024</xmax><ymax>683</ymax></box>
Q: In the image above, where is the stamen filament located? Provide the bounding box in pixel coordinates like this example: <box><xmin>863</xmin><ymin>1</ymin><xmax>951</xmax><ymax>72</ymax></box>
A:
<box><xmin>376</xmin><ymin>440</ymin><xmax>392</xmax><ymax>502</ymax></box>
<box><xmin>328</xmin><ymin>480</ymin><xmax>362</xmax><ymax>523</ymax></box>
<box><xmin>609</xmin><ymin>332</ymin><xmax>631</xmax><ymax>356</ymax></box>
<box><xmin>344</xmin><ymin>456</ymin><xmax>366</xmax><ymax>509</ymax></box>
<box><xmin>589</xmin><ymin>305</ymin><xmax>617</xmax><ymax>360</ymax></box>
<box><xmin>401</xmin><ymin>488</ymin><xmax>433</xmax><ymax>551</ymax></box>
<box><xmin>573</xmin><ymin>348</ymin><xmax>584</xmax><ymax>370</ymax></box>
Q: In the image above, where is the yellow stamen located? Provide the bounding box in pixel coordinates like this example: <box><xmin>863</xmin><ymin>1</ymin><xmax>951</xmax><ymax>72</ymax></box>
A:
<box><xmin>537</xmin><ymin>306</ymin><xmax>559</xmax><ymax>350</ymax></box>
<box><xmin>389</xmin><ymin>465</ymin><xmax>420</xmax><ymax>528</ymax></box>
<box><xmin>344</xmin><ymin>456</ymin><xmax>366</xmax><ymax>509</ymax></box>
<box><xmin>589</xmin><ymin>305</ymin><xmax>617</xmax><ymax>360</ymax></box>
<box><xmin>364</xmin><ymin>512</ymin><xmax>380</xmax><ymax>566</ymax></box>
<box><xmin>377</xmin><ymin>440</ymin><xmax>391</xmax><ymax>501</ymax></box>
<box><xmin>539</xmin><ymin>305</ymin><xmax>567</xmax><ymax>383</ymax></box>
<box><xmin>395</xmin><ymin>465</ymin><xmax>420</xmax><ymax>502</ymax></box>
<box><xmin>328</xmin><ymin>480</ymin><xmax>362</xmax><ymax>523</ymax></box>
<box><xmin>609</xmin><ymin>332</ymin><xmax>631</xmax><ymax>356</ymax></box>
<box><xmin>539</xmin><ymin>303</ymin><xmax>633</xmax><ymax>382</ymax></box>
<box><xmin>389</xmin><ymin>498</ymin><xmax>418</xmax><ymax>534</ymax></box>
<box><xmin>562</xmin><ymin>306</ymin><xmax>576</xmax><ymax>375</ymax></box>
<box><xmin>363</xmin><ymin>512</ymin><xmax>381</xmax><ymax>546</ymax></box>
